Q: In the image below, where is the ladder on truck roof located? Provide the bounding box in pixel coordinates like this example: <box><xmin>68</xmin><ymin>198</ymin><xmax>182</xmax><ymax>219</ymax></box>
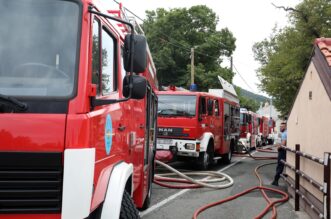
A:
<box><xmin>107</xmin><ymin>2</ymin><xmax>157</xmax><ymax>80</ymax></box>
<box><xmin>107</xmin><ymin>2</ymin><xmax>145</xmax><ymax>36</ymax></box>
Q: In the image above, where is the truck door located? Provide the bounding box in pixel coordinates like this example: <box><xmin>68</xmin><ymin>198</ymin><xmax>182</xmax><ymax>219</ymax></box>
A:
<box><xmin>213</xmin><ymin>99</ymin><xmax>222</xmax><ymax>151</ymax></box>
<box><xmin>223</xmin><ymin>103</ymin><xmax>231</xmax><ymax>153</ymax></box>
<box><xmin>89</xmin><ymin>17</ymin><xmax>126</xmax><ymax>162</ymax></box>
<box><xmin>206</xmin><ymin>98</ymin><xmax>214</xmax><ymax>133</ymax></box>
<box><xmin>144</xmin><ymin>86</ymin><xmax>156</xmax><ymax>171</ymax></box>
<box><xmin>198</xmin><ymin>96</ymin><xmax>207</xmax><ymax>133</ymax></box>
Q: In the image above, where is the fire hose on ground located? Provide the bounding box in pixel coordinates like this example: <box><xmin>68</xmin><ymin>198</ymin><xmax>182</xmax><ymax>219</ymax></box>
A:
<box><xmin>154</xmin><ymin>159</ymin><xmax>234</xmax><ymax>189</ymax></box>
<box><xmin>233</xmin><ymin>144</ymin><xmax>278</xmax><ymax>160</ymax></box>
<box><xmin>192</xmin><ymin>162</ymin><xmax>289</xmax><ymax>219</ymax></box>
<box><xmin>153</xmin><ymin>145</ymin><xmax>289</xmax><ymax>219</ymax></box>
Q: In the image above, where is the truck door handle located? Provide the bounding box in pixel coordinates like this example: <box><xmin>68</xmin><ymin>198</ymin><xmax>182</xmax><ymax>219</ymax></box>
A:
<box><xmin>139</xmin><ymin>124</ymin><xmax>145</xmax><ymax>129</ymax></box>
<box><xmin>118</xmin><ymin>125</ymin><xmax>126</xmax><ymax>131</ymax></box>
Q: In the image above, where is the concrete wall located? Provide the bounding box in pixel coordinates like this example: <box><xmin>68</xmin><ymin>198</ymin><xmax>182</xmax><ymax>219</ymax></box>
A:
<box><xmin>287</xmin><ymin>61</ymin><xmax>331</xmax><ymax>203</ymax></box>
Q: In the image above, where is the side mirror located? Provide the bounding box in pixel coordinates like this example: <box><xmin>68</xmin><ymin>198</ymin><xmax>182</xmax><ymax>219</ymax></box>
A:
<box><xmin>124</xmin><ymin>34</ymin><xmax>147</xmax><ymax>73</ymax></box>
<box><xmin>123</xmin><ymin>75</ymin><xmax>147</xmax><ymax>99</ymax></box>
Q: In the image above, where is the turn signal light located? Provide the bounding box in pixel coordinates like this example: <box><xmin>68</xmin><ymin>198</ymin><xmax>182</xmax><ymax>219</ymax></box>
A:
<box><xmin>196</xmin><ymin>143</ymin><xmax>200</xmax><ymax>152</ymax></box>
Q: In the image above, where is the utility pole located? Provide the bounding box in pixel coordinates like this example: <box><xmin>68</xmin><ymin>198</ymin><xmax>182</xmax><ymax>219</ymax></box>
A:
<box><xmin>191</xmin><ymin>47</ymin><xmax>194</xmax><ymax>84</ymax></box>
<box><xmin>230</xmin><ymin>56</ymin><xmax>233</xmax><ymax>73</ymax></box>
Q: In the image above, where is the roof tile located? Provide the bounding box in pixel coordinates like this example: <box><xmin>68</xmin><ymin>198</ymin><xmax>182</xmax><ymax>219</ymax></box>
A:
<box><xmin>315</xmin><ymin>38</ymin><xmax>331</xmax><ymax>67</ymax></box>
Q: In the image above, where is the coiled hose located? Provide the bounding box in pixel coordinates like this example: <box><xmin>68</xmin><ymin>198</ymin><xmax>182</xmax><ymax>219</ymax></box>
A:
<box><xmin>154</xmin><ymin>160</ymin><xmax>234</xmax><ymax>189</ymax></box>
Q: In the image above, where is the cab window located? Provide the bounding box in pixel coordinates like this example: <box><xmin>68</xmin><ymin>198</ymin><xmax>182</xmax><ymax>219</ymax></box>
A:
<box><xmin>92</xmin><ymin>18</ymin><xmax>101</xmax><ymax>95</ymax></box>
<box><xmin>207</xmin><ymin>99</ymin><xmax>213</xmax><ymax>115</ymax></box>
<box><xmin>101</xmin><ymin>28</ymin><xmax>116</xmax><ymax>95</ymax></box>
<box><xmin>214</xmin><ymin>100</ymin><xmax>220</xmax><ymax>116</ymax></box>
<box><xmin>199</xmin><ymin>97</ymin><xmax>206</xmax><ymax>115</ymax></box>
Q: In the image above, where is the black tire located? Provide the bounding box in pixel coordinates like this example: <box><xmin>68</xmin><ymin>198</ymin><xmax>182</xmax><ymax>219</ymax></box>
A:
<box><xmin>198</xmin><ymin>143</ymin><xmax>214</xmax><ymax>170</ymax></box>
<box><xmin>257</xmin><ymin>140</ymin><xmax>261</xmax><ymax>148</ymax></box>
<box><xmin>222</xmin><ymin>148</ymin><xmax>232</xmax><ymax>164</ymax></box>
<box><xmin>198</xmin><ymin>151</ymin><xmax>209</xmax><ymax>170</ymax></box>
<box><xmin>119</xmin><ymin>191</ymin><xmax>140</xmax><ymax>219</ymax></box>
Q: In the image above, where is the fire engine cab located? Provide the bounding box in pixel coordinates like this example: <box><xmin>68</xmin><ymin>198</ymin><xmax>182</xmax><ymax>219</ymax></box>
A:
<box><xmin>0</xmin><ymin>1</ymin><xmax>157</xmax><ymax>219</ymax></box>
<box><xmin>156</xmin><ymin>78</ymin><xmax>240</xmax><ymax>169</ymax></box>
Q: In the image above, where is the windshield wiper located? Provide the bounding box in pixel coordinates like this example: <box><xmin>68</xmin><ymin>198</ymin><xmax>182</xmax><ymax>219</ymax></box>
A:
<box><xmin>0</xmin><ymin>94</ymin><xmax>28</xmax><ymax>112</ymax></box>
<box><xmin>158</xmin><ymin>109</ymin><xmax>195</xmax><ymax>117</ymax></box>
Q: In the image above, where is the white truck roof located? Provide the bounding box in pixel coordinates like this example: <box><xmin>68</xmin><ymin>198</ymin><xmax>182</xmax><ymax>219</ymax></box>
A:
<box><xmin>208</xmin><ymin>76</ymin><xmax>239</xmax><ymax>104</ymax></box>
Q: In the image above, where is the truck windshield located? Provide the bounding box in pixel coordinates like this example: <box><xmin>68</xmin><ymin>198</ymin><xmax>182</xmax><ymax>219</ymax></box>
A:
<box><xmin>158</xmin><ymin>95</ymin><xmax>196</xmax><ymax>117</ymax></box>
<box><xmin>0</xmin><ymin>0</ymin><xmax>80</xmax><ymax>98</ymax></box>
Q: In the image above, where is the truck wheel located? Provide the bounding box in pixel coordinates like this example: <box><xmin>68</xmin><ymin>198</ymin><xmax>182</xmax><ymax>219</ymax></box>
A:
<box><xmin>198</xmin><ymin>144</ymin><xmax>213</xmax><ymax>170</ymax></box>
<box><xmin>222</xmin><ymin>144</ymin><xmax>233</xmax><ymax>164</ymax></box>
<box><xmin>198</xmin><ymin>151</ymin><xmax>209</xmax><ymax>170</ymax></box>
<box><xmin>119</xmin><ymin>191</ymin><xmax>140</xmax><ymax>219</ymax></box>
<box><xmin>222</xmin><ymin>149</ymin><xmax>232</xmax><ymax>164</ymax></box>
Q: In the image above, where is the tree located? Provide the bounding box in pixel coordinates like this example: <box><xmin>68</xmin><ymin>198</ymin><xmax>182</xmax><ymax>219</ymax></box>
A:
<box><xmin>235</xmin><ymin>87</ymin><xmax>260</xmax><ymax>112</ymax></box>
<box><xmin>253</xmin><ymin>0</ymin><xmax>331</xmax><ymax>116</ymax></box>
<box><xmin>143</xmin><ymin>5</ymin><xmax>236</xmax><ymax>90</ymax></box>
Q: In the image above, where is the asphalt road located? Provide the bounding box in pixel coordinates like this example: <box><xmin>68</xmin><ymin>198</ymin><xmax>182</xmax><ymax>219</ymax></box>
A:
<box><xmin>139</xmin><ymin>150</ymin><xmax>308</xmax><ymax>219</ymax></box>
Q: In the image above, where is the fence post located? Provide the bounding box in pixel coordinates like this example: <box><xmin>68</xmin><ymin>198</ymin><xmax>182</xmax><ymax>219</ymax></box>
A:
<box><xmin>295</xmin><ymin>144</ymin><xmax>300</xmax><ymax>211</ymax></box>
<box><xmin>323</xmin><ymin>152</ymin><xmax>330</xmax><ymax>219</ymax></box>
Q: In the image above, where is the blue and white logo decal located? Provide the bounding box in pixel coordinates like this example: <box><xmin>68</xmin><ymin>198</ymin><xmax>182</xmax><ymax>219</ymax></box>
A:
<box><xmin>105</xmin><ymin>114</ymin><xmax>113</xmax><ymax>155</ymax></box>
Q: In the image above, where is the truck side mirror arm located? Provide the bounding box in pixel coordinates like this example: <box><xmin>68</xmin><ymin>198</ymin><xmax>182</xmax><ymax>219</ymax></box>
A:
<box><xmin>88</xmin><ymin>6</ymin><xmax>147</xmax><ymax>109</ymax></box>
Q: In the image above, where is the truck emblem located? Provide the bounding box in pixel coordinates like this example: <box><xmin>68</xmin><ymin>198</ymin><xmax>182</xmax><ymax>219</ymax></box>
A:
<box><xmin>105</xmin><ymin>114</ymin><xmax>113</xmax><ymax>155</ymax></box>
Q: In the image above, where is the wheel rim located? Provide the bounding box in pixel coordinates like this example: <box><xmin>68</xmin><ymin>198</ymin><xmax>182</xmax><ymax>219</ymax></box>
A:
<box><xmin>204</xmin><ymin>152</ymin><xmax>209</xmax><ymax>167</ymax></box>
<box><xmin>228</xmin><ymin>150</ymin><xmax>232</xmax><ymax>160</ymax></box>
<box><xmin>148</xmin><ymin>180</ymin><xmax>151</xmax><ymax>198</ymax></box>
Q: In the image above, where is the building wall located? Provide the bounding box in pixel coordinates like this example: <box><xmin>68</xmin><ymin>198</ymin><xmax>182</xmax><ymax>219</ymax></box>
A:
<box><xmin>287</xmin><ymin>61</ymin><xmax>331</xmax><ymax>202</ymax></box>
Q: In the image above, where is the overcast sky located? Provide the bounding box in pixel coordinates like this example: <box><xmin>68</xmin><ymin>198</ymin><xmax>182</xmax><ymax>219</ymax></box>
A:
<box><xmin>108</xmin><ymin>0</ymin><xmax>302</xmax><ymax>94</ymax></box>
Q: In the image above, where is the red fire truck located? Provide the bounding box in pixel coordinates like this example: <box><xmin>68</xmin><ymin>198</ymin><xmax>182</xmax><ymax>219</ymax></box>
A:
<box><xmin>239</xmin><ymin>108</ymin><xmax>260</xmax><ymax>150</ymax></box>
<box><xmin>257</xmin><ymin>116</ymin><xmax>269</xmax><ymax>146</ymax></box>
<box><xmin>267</xmin><ymin>117</ymin><xmax>276</xmax><ymax>145</ymax></box>
<box><xmin>156</xmin><ymin>90</ymin><xmax>240</xmax><ymax>169</ymax></box>
<box><xmin>0</xmin><ymin>1</ymin><xmax>157</xmax><ymax>218</ymax></box>
<box><xmin>257</xmin><ymin>116</ymin><xmax>275</xmax><ymax>146</ymax></box>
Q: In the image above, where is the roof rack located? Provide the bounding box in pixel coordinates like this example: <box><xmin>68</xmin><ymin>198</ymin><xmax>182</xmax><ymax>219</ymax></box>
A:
<box><xmin>107</xmin><ymin>2</ymin><xmax>145</xmax><ymax>35</ymax></box>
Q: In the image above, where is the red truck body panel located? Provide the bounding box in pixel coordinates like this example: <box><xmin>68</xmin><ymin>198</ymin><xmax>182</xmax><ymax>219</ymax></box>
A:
<box><xmin>157</xmin><ymin>90</ymin><xmax>239</xmax><ymax>160</ymax></box>
<box><xmin>0</xmin><ymin>0</ymin><xmax>158</xmax><ymax>217</ymax></box>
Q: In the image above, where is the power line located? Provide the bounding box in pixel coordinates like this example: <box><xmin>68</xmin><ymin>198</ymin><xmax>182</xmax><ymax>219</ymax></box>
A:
<box><xmin>112</xmin><ymin>1</ymin><xmax>255</xmax><ymax>90</ymax></box>
<box><xmin>233</xmin><ymin>64</ymin><xmax>255</xmax><ymax>92</ymax></box>
<box><xmin>159</xmin><ymin>37</ymin><xmax>190</xmax><ymax>53</ymax></box>
<box><xmin>112</xmin><ymin>1</ymin><xmax>232</xmax><ymax>61</ymax></box>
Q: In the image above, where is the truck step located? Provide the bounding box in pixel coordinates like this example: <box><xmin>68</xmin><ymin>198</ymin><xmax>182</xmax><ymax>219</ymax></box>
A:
<box><xmin>213</xmin><ymin>156</ymin><xmax>222</xmax><ymax>161</ymax></box>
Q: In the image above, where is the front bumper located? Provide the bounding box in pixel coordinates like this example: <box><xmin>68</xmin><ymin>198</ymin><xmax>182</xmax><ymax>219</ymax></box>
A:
<box><xmin>157</xmin><ymin>138</ymin><xmax>200</xmax><ymax>158</ymax></box>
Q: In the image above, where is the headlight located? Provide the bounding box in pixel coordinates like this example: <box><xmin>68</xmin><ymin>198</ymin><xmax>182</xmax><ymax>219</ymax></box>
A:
<box><xmin>185</xmin><ymin>143</ymin><xmax>195</xmax><ymax>150</ymax></box>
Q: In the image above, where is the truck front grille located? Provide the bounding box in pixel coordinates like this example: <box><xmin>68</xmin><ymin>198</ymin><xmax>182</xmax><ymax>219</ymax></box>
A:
<box><xmin>157</xmin><ymin>127</ymin><xmax>188</xmax><ymax>137</ymax></box>
<box><xmin>0</xmin><ymin>152</ymin><xmax>63</xmax><ymax>214</ymax></box>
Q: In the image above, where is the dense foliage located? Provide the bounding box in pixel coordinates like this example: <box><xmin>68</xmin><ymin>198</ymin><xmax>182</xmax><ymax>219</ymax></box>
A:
<box><xmin>142</xmin><ymin>5</ymin><xmax>236</xmax><ymax>91</ymax></box>
<box><xmin>253</xmin><ymin>0</ymin><xmax>331</xmax><ymax>116</ymax></box>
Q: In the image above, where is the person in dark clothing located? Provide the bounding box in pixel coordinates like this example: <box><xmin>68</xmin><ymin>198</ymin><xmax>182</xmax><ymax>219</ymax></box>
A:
<box><xmin>271</xmin><ymin>122</ymin><xmax>287</xmax><ymax>186</ymax></box>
